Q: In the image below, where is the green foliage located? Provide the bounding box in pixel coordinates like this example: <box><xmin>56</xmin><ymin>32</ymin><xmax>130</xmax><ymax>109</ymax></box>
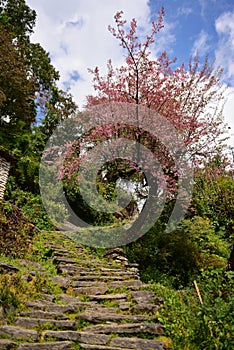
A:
<box><xmin>0</xmin><ymin>23</ymin><xmax>36</xmax><ymax>143</ymax></box>
<box><xmin>151</xmin><ymin>268</ymin><xmax>234</xmax><ymax>349</ymax></box>
<box><xmin>0</xmin><ymin>286</ymin><xmax>19</xmax><ymax>309</ymax></box>
<box><xmin>0</xmin><ymin>274</ymin><xmax>21</xmax><ymax>322</ymax></box>
<box><xmin>0</xmin><ymin>0</ymin><xmax>36</xmax><ymax>40</ymax></box>
<box><xmin>126</xmin><ymin>218</ymin><xmax>200</xmax><ymax>288</ymax></box>
<box><xmin>6</xmin><ymin>188</ymin><xmax>53</xmax><ymax>230</ymax></box>
<box><xmin>0</xmin><ymin>0</ymin><xmax>76</xmax><ymax>171</ymax></box>
<box><xmin>0</xmin><ymin>201</ymin><xmax>34</xmax><ymax>257</ymax></box>
<box><xmin>192</xmin><ymin>170</ymin><xmax>234</xmax><ymax>239</ymax></box>
<box><xmin>64</xmin><ymin>180</ymin><xmax>116</xmax><ymax>226</ymax></box>
<box><xmin>126</xmin><ymin>165</ymin><xmax>233</xmax><ymax>288</ymax></box>
<box><xmin>176</xmin><ymin>216</ymin><xmax>229</xmax><ymax>265</ymax></box>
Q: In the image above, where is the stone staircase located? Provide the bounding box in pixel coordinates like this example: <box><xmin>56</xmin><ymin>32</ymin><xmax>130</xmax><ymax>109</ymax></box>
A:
<box><xmin>0</xmin><ymin>232</ymin><xmax>168</xmax><ymax>349</ymax></box>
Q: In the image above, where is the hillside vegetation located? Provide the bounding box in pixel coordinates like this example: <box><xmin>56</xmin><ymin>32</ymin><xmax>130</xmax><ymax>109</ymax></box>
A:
<box><xmin>0</xmin><ymin>1</ymin><xmax>234</xmax><ymax>349</ymax></box>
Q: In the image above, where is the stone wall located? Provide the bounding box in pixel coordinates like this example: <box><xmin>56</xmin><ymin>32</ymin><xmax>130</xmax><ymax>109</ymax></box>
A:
<box><xmin>0</xmin><ymin>156</ymin><xmax>10</xmax><ymax>201</ymax></box>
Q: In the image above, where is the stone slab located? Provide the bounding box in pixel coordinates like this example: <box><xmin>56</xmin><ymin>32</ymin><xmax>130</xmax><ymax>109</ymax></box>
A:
<box><xmin>88</xmin><ymin>293</ymin><xmax>127</xmax><ymax>301</ymax></box>
<box><xmin>14</xmin><ymin>317</ymin><xmax>77</xmax><ymax>330</ymax></box>
<box><xmin>76</xmin><ymin>311</ymin><xmax>158</xmax><ymax>323</ymax></box>
<box><xmin>110</xmin><ymin>337</ymin><xmax>167</xmax><ymax>349</ymax></box>
<box><xmin>84</xmin><ymin>323</ymin><xmax>165</xmax><ymax>335</ymax></box>
<box><xmin>19</xmin><ymin>311</ymin><xmax>69</xmax><ymax>320</ymax></box>
<box><xmin>0</xmin><ymin>326</ymin><xmax>38</xmax><ymax>341</ymax></box>
<box><xmin>43</xmin><ymin>331</ymin><xmax>110</xmax><ymax>344</ymax></box>
<box><xmin>18</xmin><ymin>342</ymin><xmax>72</xmax><ymax>350</ymax></box>
<box><xmin>0</xmin><ymin>339</ymin><xmax>17</xmax><ymax>349</ymax></box>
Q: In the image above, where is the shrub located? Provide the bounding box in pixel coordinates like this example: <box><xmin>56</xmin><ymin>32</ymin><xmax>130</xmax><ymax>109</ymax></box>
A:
<box><xmin>0</xmin><ymin>201</ymin><xmax>34</xmax><ymax>257</ymax></box>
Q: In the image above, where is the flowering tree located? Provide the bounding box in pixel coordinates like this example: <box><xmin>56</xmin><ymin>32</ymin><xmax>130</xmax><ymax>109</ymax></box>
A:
<box><xmin>86</xmin><ymin>8</ymin><xmax>226</xmax><ymax>164</ymax></box>
<box><xmin>63</xmin><ymin>8</ymin><xmax>226</xmax><ymax>198</ymax></box>
<box><xmin>43</xmin><ymin>8</ymin><xmax>228</xmax><ymax>235</ymax></box>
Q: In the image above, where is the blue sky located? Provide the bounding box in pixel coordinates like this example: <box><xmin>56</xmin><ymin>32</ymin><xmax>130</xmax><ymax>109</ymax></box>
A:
<box><xmin>27</xmin><ymin>0</ymin><xmax>234</xmax><ymax>146</ymax></box>
<box><xmin>149</xmin><ymin>0</ymin><xmax>234</xmax><ymax>84</ymax></box>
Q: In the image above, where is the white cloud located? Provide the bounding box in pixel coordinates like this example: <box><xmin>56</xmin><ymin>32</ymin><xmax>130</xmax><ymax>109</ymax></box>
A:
<box><xmin>198</xmin><ymin>0</ymin><xmax>217</xmax><ymax>19</ymax></box>
<box><xmin>26</xmin><ymin>0</ymin><xmax>152</xmax><ymax>108</ymax></box>
<box><xmin>177</xmin><ymin>6</ymin><xmax>193</xmax><ymax>17</ymax></box>
<box><xmin>26</xmin><ymin>0</ymin><xmax>177</xmax><ymax>109</ymax></box>
<box><xmin>215</xmin><ymin>11</ymin><xmax>234</xmax><ymax>85</ymax></box>
<box><xmin>191</xmin><ymin>30</ymin><xmax>210</xmax><ymax>57</ymax></box>
<box><xmin>152</xmin><ymin>20</ymin><xmax>176</xmax><ymax>56</ymax></box>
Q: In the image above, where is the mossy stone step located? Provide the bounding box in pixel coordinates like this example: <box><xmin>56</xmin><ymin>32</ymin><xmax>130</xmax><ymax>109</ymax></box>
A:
<box><xmin>131</xmin><ymin>291</ymin><xmax>156</xmax><ymax>304</ymax></box>
<box><xmin>88</xmin><ymin>293</ymin><xmax>127</xmax><ymax>301</ymax></box>
<box><xmin>14</xmin><ymin>317</ymin><xmax>77</xmax><ymax>330</ymax></box>
<box><xmin>71</xmin><ymin>280</ymin><xmax>144</xmax><ymax>291</ymax></box>
<box><xmin>43</xmin><ymin>331</ymin><xmax>110</xmax><ymax>344</ymax></box>
<box><xmin>70</xmin><ymin>275</ymin><xmax>136</xmax><ymax>281</ymax></box>
<box><xmin>0</xmin><ymin>339</ymin><xmax>17</xmax><ymax>349</ymax></box>
<box><xmin>17</xmin><ymin>342</ymin><xmax>72</xmax><ymax>349</ymax></box>
<box><xmin>73</xmin><ymin>285</ymin><xmax>109</xmax><ymax>296</ymax></box>
<box><xmin>0</xmin><ymin>325</ymin><xmax>38</xmax><ymax>341</ymax></box>
<box><xmin>25</xmin><ymin>300</ymin><xmax>96</xmax><ymax>313</ymax></box>
<box><xmin>19</xmin><ymin>311</ymin><xmax>69</xmax><ymax>320</ymax></box>
<box><xmin>110</xmin><ymin>337</ymin><xmax>167</xmax><ymax>349</ymax></box>
<box><xmin>78</xmin><ymin>345</ymin><xmax>132</xmax><ymax>350</ymax></box>
<box><xmin>83</xmin><ymin>322</ymin><xmax>165</xmax><ymax>335</ymax></box>
<box><xmin>75</xmin><ymin>310</ymin><xmax>158</xmax><ymax>323</ymax></box>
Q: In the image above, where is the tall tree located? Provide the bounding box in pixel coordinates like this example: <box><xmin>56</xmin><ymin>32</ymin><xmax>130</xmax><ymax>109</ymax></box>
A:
<box><xmin>0</xmin><ymin>24</ymin><xmax>36</xmax><ymax>144</ymax></box>
<box><xmin>61</xmin><ymin>9</ymin><xmax>227</xmax><ymax>205</ymax></box>
<box><xmin>0</xmin><ymin>0</ymin><xmax>78</xmax><ymax>193</ymax></box>
<box><xmin>0</xmin><ymin>0</ymin><xmax>61</xmax><ymax>148</ymax></box>
<box><xmin>86</xmin><ymin>9</ymin><xmax>226</xmax><ymax>165</ymax></box>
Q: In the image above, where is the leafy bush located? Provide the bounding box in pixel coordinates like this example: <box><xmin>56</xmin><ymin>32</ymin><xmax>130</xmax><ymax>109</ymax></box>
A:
<box><xmin>126</xmin><ymin>214</ymin><xmax>201</xmax><ymax>288</ymax></box>
<box><xmin>0</xmin><ymin>201</ymin><xmax>34</xmax><ymax>257</ymax></box>
<box><xmin>150</xmin><ymin>268</ymin><xmax>234</xmax><ymax>349</ymax></box>
<box><xmin>5</xmin><ymin>178</ymin><xmax>54</xmax><ymax>230</ymax></box>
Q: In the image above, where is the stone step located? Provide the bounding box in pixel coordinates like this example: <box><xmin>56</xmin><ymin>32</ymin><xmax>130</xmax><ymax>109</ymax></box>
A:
<box><xmin>71</xmin><ymin>275</ymin><xmax>137</xmax><ymax>281</ymax></box>
<box><xmin>131</xmin><ymin>291</ymin><xmax>156</xmax><ymax>304</ymax></box>
<box><xmin>0</xmin><ymin>339</ymin><xmax>17</xmax><ymax>349</ymax></box>
<box><xmin>83</xmin><ymin>323</ymin><xmax>165</xmax><ymax>335</ymax></box>
<box><xmin>14</xmin><ymin>317</ymin><xmax>77</xmax><ymax>330</ymax></box>
<box><xmin>37</xmin><ymin>294</ymin><xmax>56</xmax><ymax>302</ymax></box>
<box><xmin>43</xmin><ymin>330</ymin><xmax>82</xmax><ymax>342</ymax></box>
<box><xmin>74</xmin><ymin>271</ymin><xmax>138</xmax><ymax>277</ymax></box>
<box><xmin>50</xmin><ymin>251</ymin><xmax>71</xmax><ymax>257</ymax></box>
<box><xmin>43</xmin><ymin>331</ymin><xmax>110</xmax><ymax>345</ymax></box>
<box><xmin>71</xmin><ymin>281</ymin><xmax>108</xmax><ymax>288</ymax></box>
<box><xmin>25</xmin><ymin>300</ymin><xmax>96</xmax><ymax>313</ymax></box>
<box><xmin>56</xmin><ymin>264</ymin><xmax>138</xmax><ymax>277</ymax></box>
<box><xmin>0</xmin><ymin>325</ymin><xmax>38</xmax><ymax>341</ymax></box>
<box><xmin>110</xmin><ymin>337</ymin><xmax>166</xmax><ymax>350</ymax></box>
<box><xmin>53</xmin><ymin>257</ymin><xmax>79</xmax><ymax>264</ymax></box>
<box><xmin>75</xmin><ymin>311</ymin><xmax>158</xmax><ymax>323</ymax></box>
<box><xmin>82</xmin><ymin>306</ymin><xmax>118</xmax><ymax>313</ymax></box>
<box><xmin>108</xmin><ymin>280</ymin><xmax>143</xmax><ymax>290</ymax></box>
<box><xmin>19</xmin><ymin>311</ymin><xmax>69</xmax><ymax>320</ymax></box>
<box><xmin>78</xmin><ymin>345</ymin><xmax>131</xmax><ymax>350</ymax></box>
<box><xmin>17</xmin><ymin>342</ymin><xmax>72</xmax><ymax>350</ymax></box>
<box><xmin>51</xmin><ymin>276</ymin><xmax>71</xmax><ymax>289</ymax></box>
<box><xmin>73</xmin><ymin>285</ymin><xmax>109</xmax><ymax>296</ymax></box>
<box><xmin>57</xmin><ymin>294</ymin><xmax>84</xmax><ymax>304</ymax></box>
<box><xmin>71</xmin><ymin>280</ymin><xmax>143</xmax><ymax>291</ymax></box>
<box><xmin>72</xmin><ymin>261</ymin><xmax>126</xmax><ymax>269</ymax></box>
<box><xmin>99</xmin><ymin>268</ymin><xmax>123</xmax><ymax>272</ymax></box>
<box><xmin>88</xmin><ymin>293</ymin><xmax>128</xmax><ymax>301</ymax></box>
<box><xmin>130</xmin><ymin>303</ymin><xmax>160</xmax><ymax>313</ymax></box>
